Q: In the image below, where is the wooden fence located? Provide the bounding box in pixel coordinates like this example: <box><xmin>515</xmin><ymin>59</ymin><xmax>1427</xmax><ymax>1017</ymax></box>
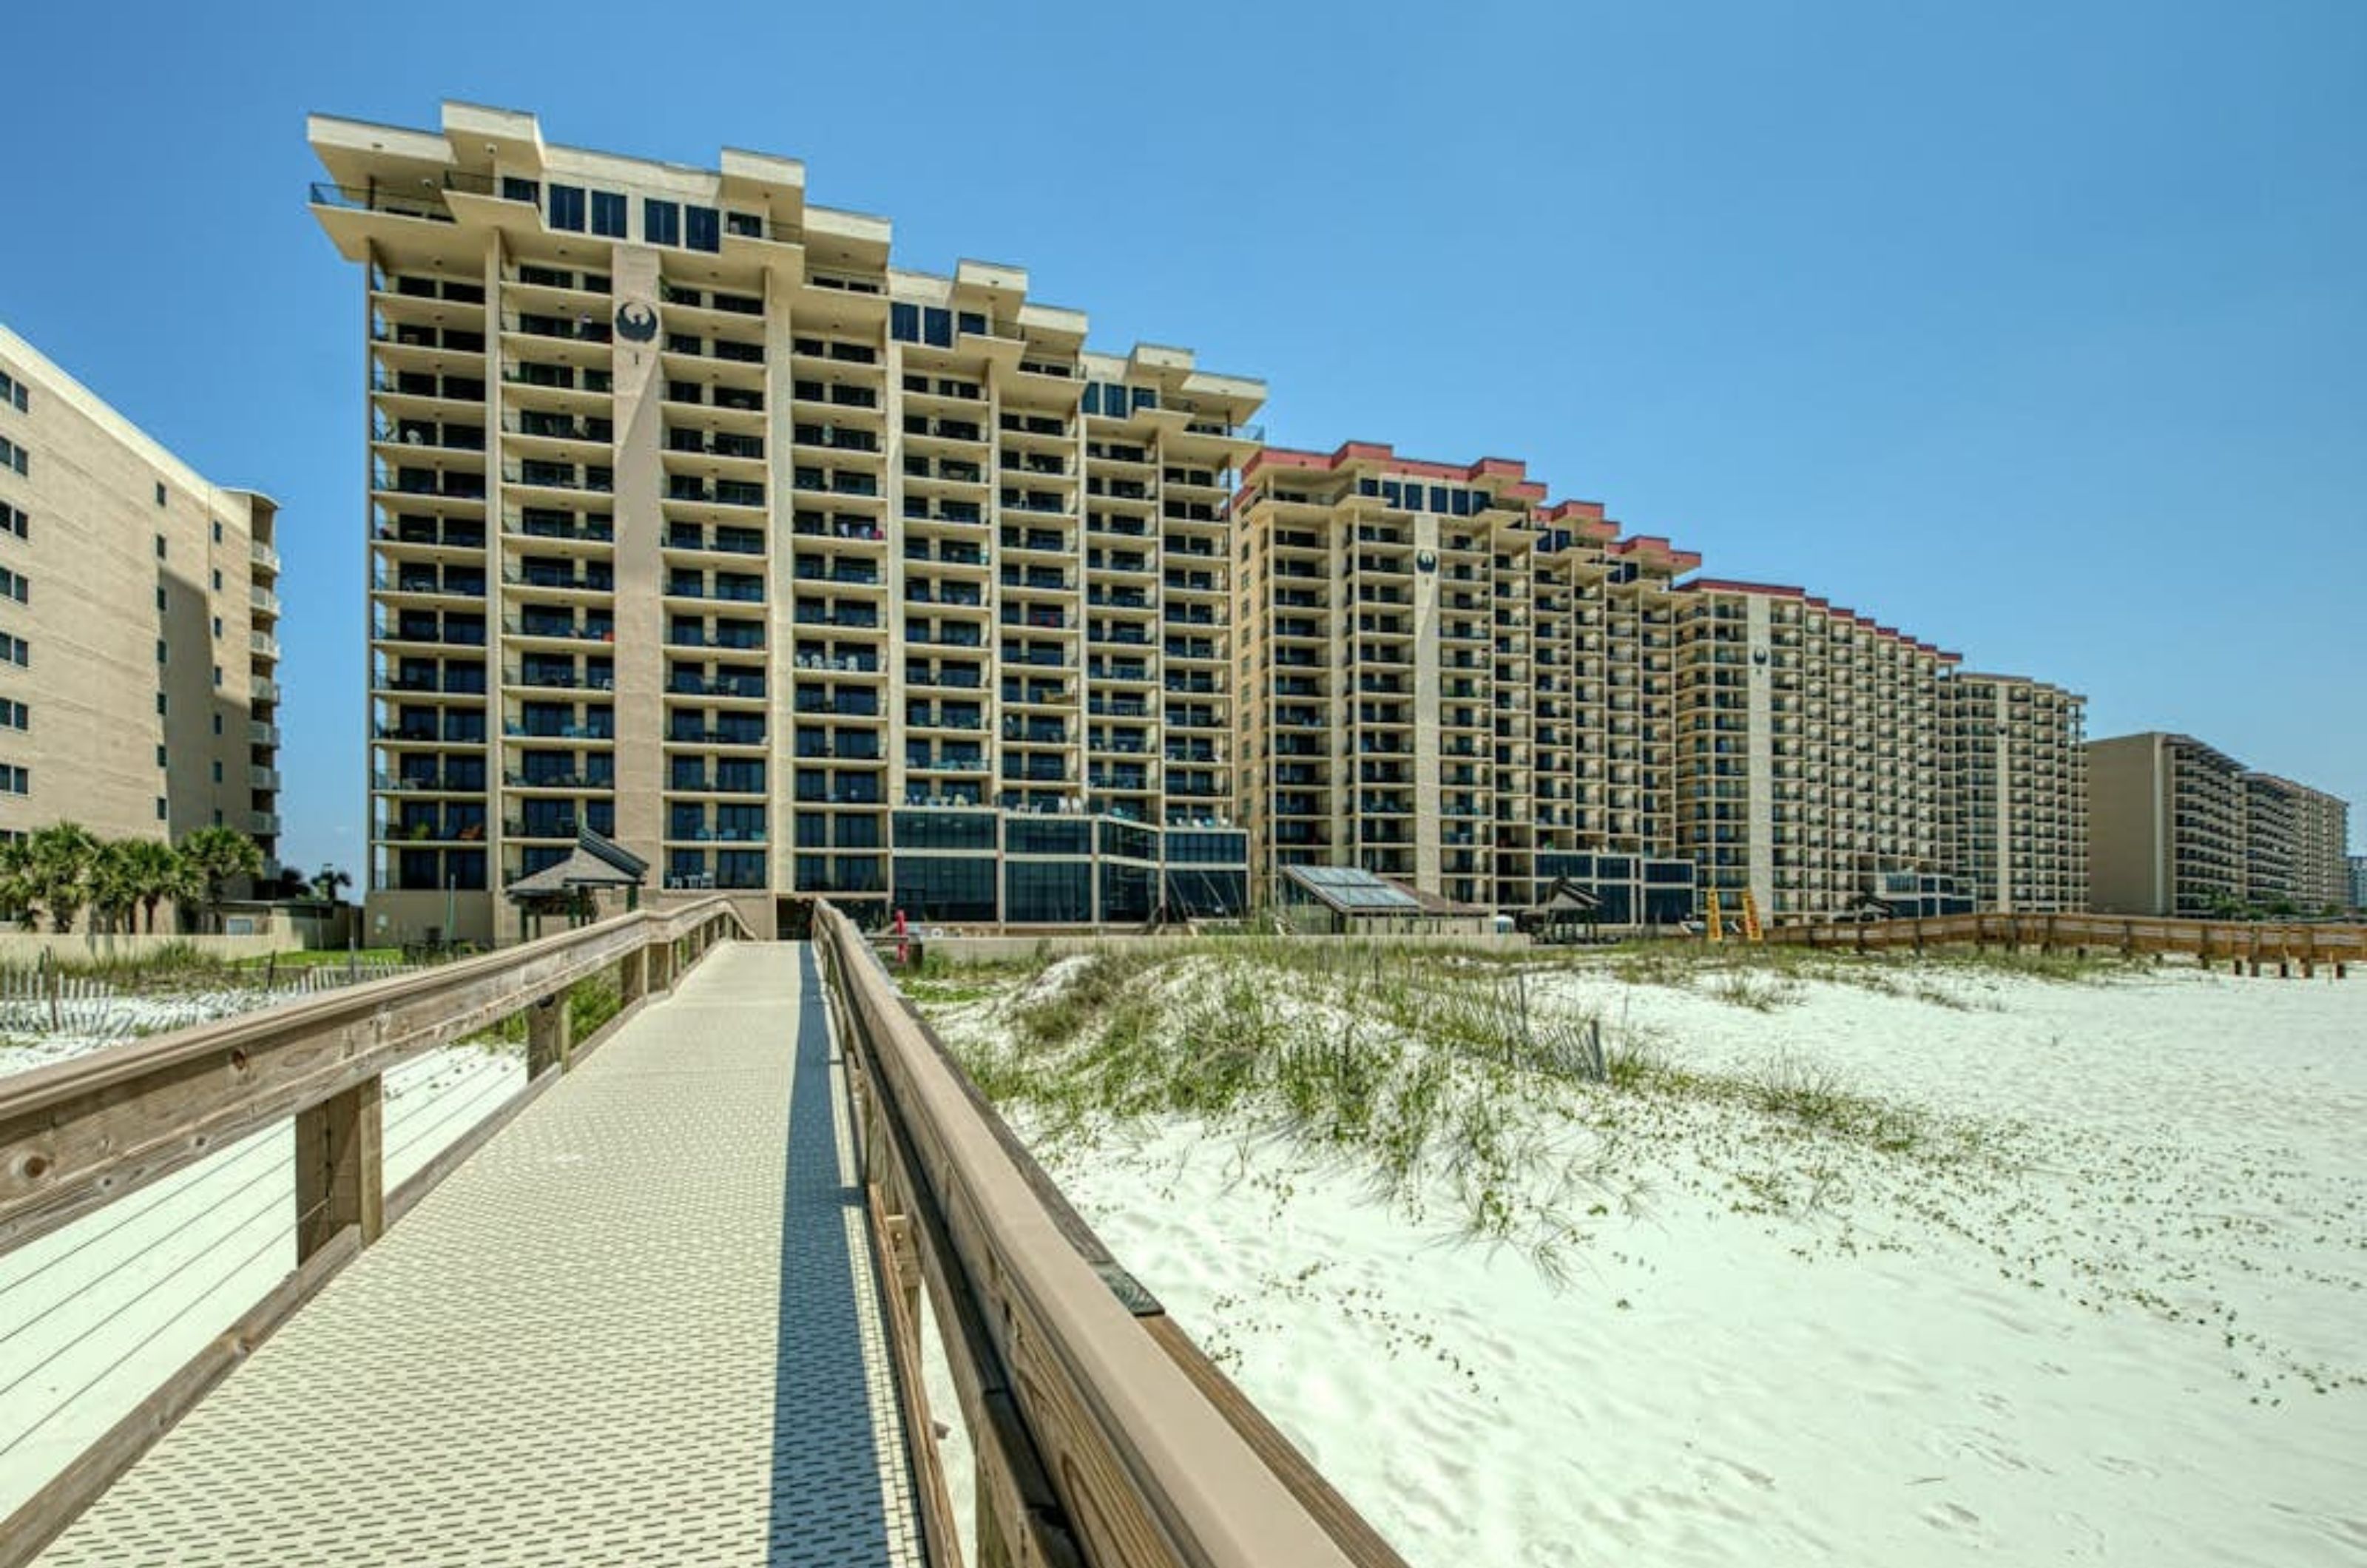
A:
<box><xmin>814</xmin><ymin>898</ymin><xmax>1405</xmax><ymax>1568</ymax></box>
<box><xmin>1782</xmin><ymin>912</ymin><xmax>2365</xmax><ymax>974</ymax></box>
<box><xmin>0</xmin><ymin>898</ymin><xmax>750</xmax><ymax>1566</ymax></box>
<box><xmin>0</xmin><ymin>962</ymin><xmax>421</xmax><ymax>1048</ymax></box>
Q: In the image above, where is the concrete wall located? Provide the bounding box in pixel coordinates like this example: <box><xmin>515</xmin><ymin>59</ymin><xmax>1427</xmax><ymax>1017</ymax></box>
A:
<box><xmin>0</xmin><ymin>929</ymin><xmax>302</xmax><ymax>964</ymax></box>
<box><xmin>2086</xmin><ymin>734</ymin><xmax>2164</xmax><ymax>914</ymax></box>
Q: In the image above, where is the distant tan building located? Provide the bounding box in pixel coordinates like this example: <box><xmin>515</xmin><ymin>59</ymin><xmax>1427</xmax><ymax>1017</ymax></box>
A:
<box><xmin>0</xmin><ymin>324</ymin><xmax>283</xmax><ymax>867</ymax></box>
<box><xmin>2241</xmin><ymin>773</ymin><xmax>2350</xmax><ymax>914</ymax></box>
<box><xmin>2085</xmin><ymin>732</ymin><xmax>2349</xmax><ymax>916</ymax></box>
<box><xmin>1943</xmin><ymin>674</ymin><xmax>2088</xmax><ymax>912</ymax></box>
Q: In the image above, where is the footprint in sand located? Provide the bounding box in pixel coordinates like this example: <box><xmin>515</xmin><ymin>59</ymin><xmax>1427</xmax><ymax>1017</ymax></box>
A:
<box><xmin>2091</xmin><ymin>1453</ymin><xmax>2158</xmax><ymax>1480</ymax></box>
<box><xmin>1927</xmin><ymin>1424</ymin><xmax>2033</xmax><ymax>1474</ymax></box>
<box><xmin>1922</xmin><ymin>1500</ymin><xmax>1985</xmax><ymax>1535</ymax></box>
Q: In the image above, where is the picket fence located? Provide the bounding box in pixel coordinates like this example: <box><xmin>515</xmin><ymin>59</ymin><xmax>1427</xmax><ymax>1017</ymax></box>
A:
<box><xmin>0</xmin><ymin>960</ymin><xmax>420</xmax><ymax>1047</ymax></box>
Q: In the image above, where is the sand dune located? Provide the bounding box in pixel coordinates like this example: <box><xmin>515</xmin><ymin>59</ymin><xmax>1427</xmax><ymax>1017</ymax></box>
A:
<box><xmin>930</xmin><ymin>956</ymin><xmax>2366</xmax><ymax>1567</ymax></box>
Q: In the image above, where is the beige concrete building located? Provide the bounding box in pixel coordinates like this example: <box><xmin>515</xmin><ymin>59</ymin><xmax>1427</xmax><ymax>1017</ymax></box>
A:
<box><xmin>1672</xmin><ymin>579</ymin><xmax>1956</xmax><ymax>921</ymax></box>
<box><xmin>1942</xmin><ymin>674</ymin><xmax>2088</xmax><ymax>912</ymax></box>
<box><xmin>313</xmin><ymin>104</ymin><xmax>1259</xmax><ymax>944</ymax></box>
<box><xmin>314</xmin><ymin>102</ymin><xmax>2100</xmax><ymax>939</ymax></box>
<box><xmin>2241</xmin><ymin>772</ymin><xmax>2350</xmax><ymax>914</ymax></box>
<box><xmin>2086</xmin><ymin>731</ymin><xmax>2252</xmax><ymax>916</ymax></box>
<box><xmin>0</xmin><ymin>324</ymin><xmax>283</xmax><ymax>865</ymax></box>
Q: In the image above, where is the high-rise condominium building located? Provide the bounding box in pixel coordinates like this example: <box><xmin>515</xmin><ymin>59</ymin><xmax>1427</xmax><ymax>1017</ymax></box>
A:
<box><xmin>2241</xmin><ymin>773</ymin><xmax>2350</xmax><ymax>914</ymax></box>
<box><xmin>317</xmin><ymin>102</ymin><xmax>2093</xmax><ymax>937</ymax></box>
<box><xmin>314</xmin><ymin>104</ymin><xmax>1260</xmax><ymax>943</ymax></box>
<box><xmin>2349</xmin><ymin>854</ymin><xmax>2366</xmax><ymax>915</ymax></box>
<box><xmin>0</xmin><ymin>324</ymin><xmax>283</xmax><ymax>866</ymax></box>
<box><xmin>2087</xmin><ymin>731</ymin><xmax>2349</xmax><ymax>916</ymax></box>
<box><xmin>1942</xmin><ymin>674</ymin><xmax>2089</xmax><ymax>912</ymax></box>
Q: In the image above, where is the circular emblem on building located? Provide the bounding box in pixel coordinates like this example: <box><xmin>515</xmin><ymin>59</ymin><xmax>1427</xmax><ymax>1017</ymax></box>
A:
<box><xmin>615</xmin><ymin>301</ymin><xmax>660</xmax><ymax>343</ymax></box>
<box><xmin>1752</xmin><ymin>649</ymin><xmax>1769</xmax><ymax>667</ymax></box>
<box><xmin>1416</xmin><ymin>550</ymin><xmax>1438</xmax><ymax>573</ymax></box>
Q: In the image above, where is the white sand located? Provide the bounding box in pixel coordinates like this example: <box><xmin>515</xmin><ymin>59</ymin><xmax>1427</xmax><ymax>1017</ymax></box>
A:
<box><xmin>0</xmin><ymin>1042</ymin><xmax>525</xmax><ymax>1520</ymax></box>
<box><xmin>940</xmin><ymin>959</ymin><xmax>2366</xmax><ymax>1567</ymax></box>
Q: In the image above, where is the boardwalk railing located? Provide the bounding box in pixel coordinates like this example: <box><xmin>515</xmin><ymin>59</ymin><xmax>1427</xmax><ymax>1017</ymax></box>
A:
<box><xmin>0</xmin><ymin>896</ymin><xmax>749</xmax><ymax>1565</ymax></box>
<box><xmin>813</xmin><ymin>899</ymin><xmax>1408</xmax><ymax>1568</ymax></box>
<box><xmin>1782</xmin><ymin>911</ymin><xmax>2365</xmax><ymax>973</ymax></box>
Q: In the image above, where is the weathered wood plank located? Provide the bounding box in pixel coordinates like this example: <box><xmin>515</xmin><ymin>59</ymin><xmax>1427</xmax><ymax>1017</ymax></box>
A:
<box><xmin>294</xmin><ymin>1076</ymin><xmax>382</xmax><ymax>1263</ymax></box>
<box><xmin>0</xmin><ymin>899</ymin><xmax>749</xmax><ymax>1260</ymax></box>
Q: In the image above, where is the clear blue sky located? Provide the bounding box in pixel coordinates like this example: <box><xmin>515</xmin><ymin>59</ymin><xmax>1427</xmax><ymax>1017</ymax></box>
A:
<box><xmin>4</xmin><ymin>0</ymin><xmax>2361</xmax><ymax>875</ymax></box>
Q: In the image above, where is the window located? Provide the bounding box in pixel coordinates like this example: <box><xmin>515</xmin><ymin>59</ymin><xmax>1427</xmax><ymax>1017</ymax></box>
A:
<box><xmin>644</xmin><ymin>199</ymin><xmax>680</xmax><ymax>246</ymax></box>
<box><xmin>0</xmin><ymin>633</ymin><xmax>27</xmax><ymax>666</ymax></box>
<box><xmin>212</xmin><ymin>663</ymin><xmax>223</xmax><ymax>688</ymax></box>
<box><xmin>0</xmin><ymin>502</ymin><xmax>24</xmax><ymax>539</ymax></box>
<box><xmin>156</xmin><ymin>691</ymin><xmax>166</xmax><ymax>715</ymax></box>
<box><xmin>212</xmin><ymin>519</ymin><xmax>223</xmax><ymax>543</ymax></box>
<box><xmin>212</xmin><ymin>760</ymin><xmax>223</xmax><ymax>783</ymax></box>
<box><xmin>156</xmin><ymin>638</ymin><xmax>168</xmax><ymax>664</ymax></box>
<box><xmin>0</xmin><ymin>368</ymin><xmax>24</xmax><ymax>411</ymax></box>
<box><xmin>502</xmin><ymin>175</ymin><xmax>541</xmax><ymax>206</ymax></box>
<box><xmin>0</xmin><ymin>437</ymin><xmax>25</xmax><ymax>476</ymax></box>
<box><xmin>212</xmin><ymin>615</ymin><xmax>222</xmax><ymax>638</ymax></box>
<box><xmin>686</xmin><ymin>205</ymin><xmax>720</xmax><ymax>252</ymax></box>
<box><xmin>211</xmin><ymin>568</ymin><xmax>223</xmax><ymax>592</ymax></box>
<box><xmin>548</xmin><ymin>184</ymin><xmax>587</xmax><ymax>232</ymax></box>
<box><xmin>0</xmin><ymin>566</ymin><xmax>24</xmax><ymax>604</ymax></box>
<box><xmin>890</xmin><ymin>302</ymin><xmax>919</xmax><ymax>342</ymax></box>
<box><xmin>156</xmin><ymin>586</ymin><xmax>168</xmax><ymax>612</ymax></box>
<box><xmin>155</xmin><ymin>480</ymin><xmax>166</xmax><ymax>505</ymax></box>
<box><xmin>591</xmin><ymin>189</ymin><xmax>627</xmax><ymax>237</ymax></box>
<box><xmin>157</xmin><ymin>797</ymin><xmax>169</xmax><ymax>821</ymax></box>
<box><xmin>0</xmin><ymin>764</ymin><xmax>27</xmax><ymax>795</ymax></box>
<box><xmin>212</xmin><ymin>713</ymin><xmax>223</xmax><ymax>736</ymax></box>
<box><xmin>155</xmin><ymin>743</ymin><xmax>166</xmax><ymax>766</ymax></box>
<box><xmin>0</xmin><ymin>700</ymin><xmax>27</xmax><ymax>730</ymax></box>
<box><xmin>155</xmin><ymin>534</ymin><xmax>167</xmax><ymax>559</ymax></box>
<box><xmin>726</xmin><ymin>211</ymin><xmax>763</xmax><ymax>238</ymax></box>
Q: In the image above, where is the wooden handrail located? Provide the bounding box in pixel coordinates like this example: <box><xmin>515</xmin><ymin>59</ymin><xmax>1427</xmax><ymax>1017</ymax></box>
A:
<box><xmin>0</xmin><ymin>896</ymin><xmax>749</xmax><ymax>1260</ymax></box>
<box><xmin>814</xmin><ymin>899</ymin><xmax>1402</xmax><ymax>1568</ymax></box>
<box><xmin>1776</xmin><ymin>910</ymin><xmax>2364</xmax><ymax>965</ymax></box>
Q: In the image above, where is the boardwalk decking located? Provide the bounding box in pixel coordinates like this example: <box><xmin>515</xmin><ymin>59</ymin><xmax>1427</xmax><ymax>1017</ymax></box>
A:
<box><xmin>36</xmin><ymin>942</ymin><xmax>923</xmax><ymax>1567</ymax></box>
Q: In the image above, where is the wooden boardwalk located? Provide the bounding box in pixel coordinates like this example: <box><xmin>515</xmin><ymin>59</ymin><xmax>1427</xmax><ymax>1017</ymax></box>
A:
<box><xmin>33</xmin><ymin>942</ymin><xmax>923</xmax><ymax>1567</ymax></box>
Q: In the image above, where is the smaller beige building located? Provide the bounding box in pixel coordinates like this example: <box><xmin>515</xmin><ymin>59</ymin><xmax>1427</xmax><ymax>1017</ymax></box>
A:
<box><xmin>2086</xmin><ymin>731</ymin><xmax>2349</xmax><ymax>916</ymax></box>
<box><xmin>0</xmin><ymin>324</ymin><xmax>283</xmax><ymax>867</ymax></box>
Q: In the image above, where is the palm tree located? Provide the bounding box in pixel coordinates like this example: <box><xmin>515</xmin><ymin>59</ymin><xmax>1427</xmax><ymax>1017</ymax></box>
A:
<box><xmin>87</xmin><ymin>841</ymin><xmax>146</xmax><ymax>935</ymax></box>
<box><xmin>25</xmin><ymin>822</ymin><xmax>102</xmax><ymax>933</ymax></box>
<box><xmin>0</xmin><ymin>836</ymin><xmax>37</xmax><ymax>932</ymax></box>
<box><xmin>175</xmin><ymin>826</ymin><xmax>265</xmax><ymax>933</ymax></box>
<box><xmin>115</xmin><ymin>839</ymin><xmax>192</xmax><ymax>935</ymax></box>
<box><xmin>312</xmin><ymin>864</ymin><xmax>354</xmax><ymax>904</ymax></box>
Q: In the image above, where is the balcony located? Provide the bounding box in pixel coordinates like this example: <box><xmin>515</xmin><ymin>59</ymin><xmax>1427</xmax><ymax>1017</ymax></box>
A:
<box><xmin>250</xmin><ymin>541</ymin><xmax>281</xmax><ymax>573</ymax></box>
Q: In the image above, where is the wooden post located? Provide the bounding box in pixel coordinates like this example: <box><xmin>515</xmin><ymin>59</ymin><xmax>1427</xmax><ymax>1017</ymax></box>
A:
<box><xmin>295</xmin><ymin>1077</ymin><xmax>383</xmax><ymax>1263</ymax></box>
<box><xmin>527</xmin><ymin>993</ymin><xmax>573</xmax><ymax>1078</ymax></box>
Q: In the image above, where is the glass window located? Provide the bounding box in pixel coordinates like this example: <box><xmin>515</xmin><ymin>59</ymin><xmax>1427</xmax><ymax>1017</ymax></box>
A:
<box><xmin>644</xmin><ymin>199</ymin><xmax>681</xmax><ymax>246</ymax></box>
<box><xmin>956</xmin><ymin>311</ymin><xmax>986</xmax><ymax>337</ymax></box>
<box><xmin>548</xmin><ymin>184</ymin><xmax>587</xmax><ymax>232</ymax></box>
<box><xmin>726</xmin><ymin>211</ymin><xmax>763</xmax><ymax>237</ymax></box>
<box><xmin>502</xmin><ymin>176</ymin><xmax>541</xmax><ymax>206</ymax></box>
<box><xmin>1006</xmin><ymin>818</ymin><xmax>1089</xmax><ymax>856</ymax></box>
<box><xmin>922</xmin><ymin>308</ymin><xmax>952</xmax><ymax>348</ymax></box>
<box><xmin>590</xmin><ymin>190</ymin><xmax>627</xmax><ymax>237</ymax></box>
<box><xmin>1004</xmin><ymin>860</ymin><xmax>1091</xmax><ymax>924</ymax></box>
<box><xmin>891</xmin><ymin>856</ymin><xmax>998</xmax><ymax>922</ymax></box>
<box><xmin>890</xmin><ymin>303</ymin><xmax>919</xmax><ymax>342</ymax></box>
<box><xmin>1100</xmin><ymin>860</ymin><xmax>1155</xmax><ymax>923</ymax></box>
<box><xmin>892</xmin><ymin>810</ymin><xmax>996</xmax><ymax>852</ymax></box>
<box><xmin>686</xmin><ymin>206</ymin><xmax>720</xmax><ymax>252</ymax></box>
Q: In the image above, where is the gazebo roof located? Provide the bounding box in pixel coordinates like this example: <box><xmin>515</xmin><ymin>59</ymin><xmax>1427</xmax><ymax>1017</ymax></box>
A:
<box><xmin>1530</xmin><ymin>878</ymin><xmax>1603</xmax><ymax>916</ymax></box>
<box><xmin>504</xmin><ymin>829</ymin><xmax>649</xmax><ymax>902</ymax></box>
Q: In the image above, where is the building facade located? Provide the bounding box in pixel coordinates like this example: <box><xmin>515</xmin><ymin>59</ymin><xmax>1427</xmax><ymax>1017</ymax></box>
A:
<box><xmin>2087</xmin><ymin>731</ymin><xmax>2350</xmax><ymax>916</ymax></box>
<box><xmin>317</xmin><ymin>104</ymin><xmax>2095</xmax><ymax>938</ymax></box>
<box><xmin>2349</xmin><ymin>854</ymin><xmax>2366</xmax><ymax>915</ymax></box>
<box><xmin>315</xmin><ymin>104</ymin><xmax>1257</xmax><ymax>943</ymax></box>
<box><xmin>0</xmin><ymin>324</ymin><xmax>283</xmax><ymax>864</ymax></box>
<box><xmin>1942</xmin><ymin>674</ymin><xmax>2089</xmax><ymax>913</ymax></box>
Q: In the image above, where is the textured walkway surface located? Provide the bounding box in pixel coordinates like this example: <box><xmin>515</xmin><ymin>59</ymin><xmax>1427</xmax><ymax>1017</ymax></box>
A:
<box><xmin>38</xmin><ymin>942</ymin><xmax>923</xmax><ymax>1567</ymax></box>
